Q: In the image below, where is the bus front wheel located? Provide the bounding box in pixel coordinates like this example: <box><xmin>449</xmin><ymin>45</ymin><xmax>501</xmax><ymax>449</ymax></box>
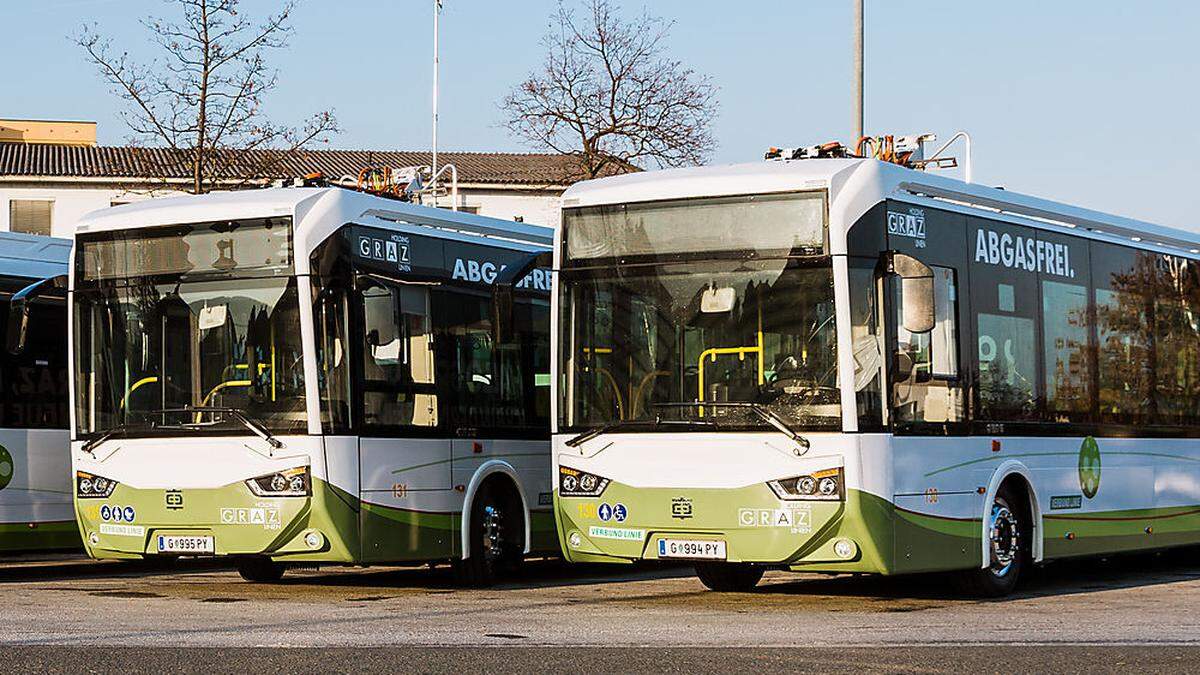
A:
<box><xmin>454</xmin><ymin>481</ymin><xmax>524</xmax><ymax>587</ymax></box>
<box><xmin>956</xmin><ymin>485</ymin><xmax>1027</xmax><ymax>597</ymax></box>
<box><xmin>236</xmin><ymin>557</ymin><xmax>286</xmax><ymax>583</ymax></box>
<box><xmin>694</xmin><ymin>562</ymin><xmax>763</xmax><ymax>592</ymax></box>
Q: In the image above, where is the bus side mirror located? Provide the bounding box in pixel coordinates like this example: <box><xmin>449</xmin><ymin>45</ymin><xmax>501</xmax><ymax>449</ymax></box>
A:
<box><xmin>886</xmin><ymin>252</ymin><xmax>935</xmax><ymax>334</ymax></box>
<box><xmin>6</xmin><ymin>274</ymin><xmax>67</xmax><ymax>356</ymax></box>
<box><xmin>491</xmin><ymin>250</ymin><xmax>552</xmax><ymax>345</ymax></box>
<box><xmin>6</xmin><ymin>302</ymin><xmax>30</xmax><ymax>356</ymax></box>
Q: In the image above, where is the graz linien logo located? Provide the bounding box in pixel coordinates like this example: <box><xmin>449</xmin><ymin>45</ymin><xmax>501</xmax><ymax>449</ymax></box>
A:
<box><xmin>671</xmin><ymin>497</ymin><xmax>693</xmax><ymax>520</ymax></box>
<box><xmin>1078</xmin><ymin>437</ymin><xmax>1101</xmax><ymax>499</ymax></box>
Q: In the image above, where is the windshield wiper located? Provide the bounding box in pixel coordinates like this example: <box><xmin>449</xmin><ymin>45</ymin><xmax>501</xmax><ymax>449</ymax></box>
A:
<box><xmin>565</xmin><ymin>420</ymin><xmax>636</xmax><ymax>447</ymax></box>
<box><xmin>651</xmin><ymin>402</ymin><xmax>811</xmax><ymax>451</ymax></box>
<box><xmin>80</xmin><ymin>423</ymin><xmax>143</xmax><ymax>454</ymax></box>
<box><xmin>156</xmin><ymin>406</ymin><xmax>284</xmax><ymax>449</ymax></box>
<box><xmin>563</xmin><ymin>417</ymin><xmax>716</xmax><ymax>447</ymax></box>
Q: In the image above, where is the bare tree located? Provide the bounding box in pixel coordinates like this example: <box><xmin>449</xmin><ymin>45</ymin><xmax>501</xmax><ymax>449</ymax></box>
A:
<box><xmin>76</xmin><ymin>0</ymin><xmax>337</xmax><ymax>194</ymax></box>
<box><xmin>502</xmin><ymin>0</ymin><xmax>717</xmax><ymax>180</ymax></box>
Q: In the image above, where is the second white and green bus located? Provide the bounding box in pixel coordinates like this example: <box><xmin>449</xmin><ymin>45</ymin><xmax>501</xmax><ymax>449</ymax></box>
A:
<box><xmin>64</xmin><ymin>186</ymin><xmax>554</xmax><ymax>583</ymax></box>
<box><xmin>1</xmin><ymin>232</ymin><xmax>74</xmax><ymax>552</ymax></box>
<box><xmin>553</xmin><ymin>156</ymin><xmax>1200</xmax><ymax>595</ymax></box>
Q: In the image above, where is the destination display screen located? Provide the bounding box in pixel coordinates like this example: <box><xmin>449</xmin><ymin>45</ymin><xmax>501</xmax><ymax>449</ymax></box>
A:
<box><xmin>563</xmin><ymin>191</ymin><xmax>826</xmax><ymax>260</ymax></box>
<box><xmin>78</xmin><ymin>217</ymin><xmax>293</xmax><ymax>281</ymax></box>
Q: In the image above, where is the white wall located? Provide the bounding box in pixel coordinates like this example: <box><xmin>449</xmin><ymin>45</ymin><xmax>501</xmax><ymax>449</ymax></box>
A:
<box><xmin>0</xmin><ymin>185</ymin><xmax>163</xmax><ymax>238</ymax></box>
<box><xmin>451</xmin><ymin>189</ymin><xmax>563</xmax><ymax>229</ymax></box>
<box><xmin>1</xmin><ymin>183</ymin><xmax>563</xmax><ymax>238</ymax></box>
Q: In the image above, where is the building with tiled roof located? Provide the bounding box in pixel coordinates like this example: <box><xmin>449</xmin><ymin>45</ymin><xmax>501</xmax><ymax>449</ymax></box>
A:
<box><xmin>0</xmin><ymin>119</ymin><xmax>591</xmax><ymax>237</ymax></box>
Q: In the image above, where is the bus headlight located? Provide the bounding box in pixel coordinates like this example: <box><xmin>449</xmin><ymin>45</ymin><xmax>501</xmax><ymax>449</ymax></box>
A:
<box><xmin>768</xmin><ymin>468</ymin><xmax>843</xmax><ymax>501</ymax></box>
<box><xmin>247</xmin><ymin>467</ymin><xmax>310</xmax><ymax>497</ymax></box>
<box><xmin>559</xmin><ymin>466</ymin><xmax>610</xmax><ymax>498</ymax></box>
<box><xmin>76</xmin><ymin>471</ymin><xmax>118</xmax><ymax>499</ymax></box>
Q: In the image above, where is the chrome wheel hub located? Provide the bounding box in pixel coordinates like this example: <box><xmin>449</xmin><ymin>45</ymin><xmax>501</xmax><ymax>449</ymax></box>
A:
<box><xmin>988</xmin><ymin>502</ymin><xmax>1019</xmax><ymax>577</ymax></box>
<box><xmin>481</xmin><ymin>504</ymin><xmax>503</xmax><ymax>562</ymax></box>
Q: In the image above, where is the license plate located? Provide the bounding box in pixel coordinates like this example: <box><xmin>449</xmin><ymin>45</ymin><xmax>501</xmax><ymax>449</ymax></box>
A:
<box><xmin>658</xmin><ymin>538</ymin><xmax>726</xmax><ymax>560</ymax></box>
<box><xmin>157</xmin><ymin>535</ymin><xmax>214</xmax><ymax>554</ymax></box>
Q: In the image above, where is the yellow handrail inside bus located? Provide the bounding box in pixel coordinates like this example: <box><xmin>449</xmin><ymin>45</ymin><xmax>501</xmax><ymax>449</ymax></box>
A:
<box><xmin>696</xmin><ymin>301</ymin><xmax>765</xmax><ymax>415</ymax></box>
<box><xmin>196</xmin><ymin>380</ymin><xmax>253</xmax><ymax>420</ymax></box>
<box><xmin>631</xmin><ymin>370</ymin><xmax>671</xmax><ymax>418</ymax></box>
<box><xmin>119</xmin><ymin>376</ymin><xmax>159</xmax><ymax>411</ymax></box>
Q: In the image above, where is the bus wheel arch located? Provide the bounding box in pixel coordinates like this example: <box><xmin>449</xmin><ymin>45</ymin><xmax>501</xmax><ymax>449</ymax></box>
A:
<box><xmin>460</xmin><ymin>461</ymin><xmax>531</xmax><ymax>561</ymax></box>
<box><xmin>980</xmin><ymin>462</ymin><xmax>1042</xmax><ymax>569</ymax></box>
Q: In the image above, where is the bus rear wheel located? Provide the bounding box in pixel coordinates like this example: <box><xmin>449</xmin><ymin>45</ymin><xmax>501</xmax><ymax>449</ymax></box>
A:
<box><xmin>956</xmin><ymin>486</ymin><xmax>1027</xmax><ymax>597</ymax></box>
<box><xmin>454</xmin><ymin>481</ymin><xmax>524</xmax><ymax>587</ymax></box>
<box><xmin>236</xmin><ymin>557</ymin><xmax>286</xmax><ymax>583</ymax></box>
<box><xmin>694</xmin><ymin>562</ymin><xmax>764</xmax><ymax>592</ymax></box>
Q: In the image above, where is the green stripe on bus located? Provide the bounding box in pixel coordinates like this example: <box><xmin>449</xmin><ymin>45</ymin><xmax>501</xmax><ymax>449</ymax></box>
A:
<box><xmin>390</xmin><ymin>452</ymin><xmax>549</xmax><ymax>475</ymax></box>
<box><xmin>925</xmin><ymin>450</ymin><xmax>1200</xmax><ymax>478</ymax></box>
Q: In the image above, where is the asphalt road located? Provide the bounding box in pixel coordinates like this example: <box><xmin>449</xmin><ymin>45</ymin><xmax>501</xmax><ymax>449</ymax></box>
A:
<box><xmin>1</xmin><ymin>551</ymin><xmax>1199</xmax><ymax>671</ymax></box>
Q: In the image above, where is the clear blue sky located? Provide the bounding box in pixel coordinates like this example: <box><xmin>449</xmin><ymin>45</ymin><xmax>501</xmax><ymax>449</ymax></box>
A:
<box><xmin>2</xmin><ymin>0</ymin><xmax>1198</xmax><ymax>229</ymax></box>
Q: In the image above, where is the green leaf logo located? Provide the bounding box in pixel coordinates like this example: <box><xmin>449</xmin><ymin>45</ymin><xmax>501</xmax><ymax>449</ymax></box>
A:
<box><xmin>0</xmin><ymin>445</ymin><xmax>12</xmax><ymax>491</ymax></box>
<box><xmin>1078</xmin><ymin>436</ymin><xmax>1101</xmax><ymax>499</ymax></box>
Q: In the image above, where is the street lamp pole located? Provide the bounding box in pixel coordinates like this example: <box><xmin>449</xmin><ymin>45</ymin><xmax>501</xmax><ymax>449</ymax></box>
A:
<box><xmin>432</xmin><ymin>0</ymin><xmax>441</xmax><ymax>201</ymax></box>
<box><xmin>852</xmin><ymin>0</ymin><xmax>864</xmax><ymax>146</ymax></box>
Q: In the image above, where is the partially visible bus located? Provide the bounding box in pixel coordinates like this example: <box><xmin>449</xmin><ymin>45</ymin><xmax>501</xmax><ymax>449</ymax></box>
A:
<box><xmin>552</xmin><ymin>156</ymin><xmax>1200</xmax><ymax>596</ymax></box>
<box><xmin>59</xmin><ymin>187</ymin><xmax>554</xmax><ymax>583</ymax></box>
<box><xmin>0</xmin><ymin>232</ymin><xmax>74</xmax><ymax>552</ymax></box>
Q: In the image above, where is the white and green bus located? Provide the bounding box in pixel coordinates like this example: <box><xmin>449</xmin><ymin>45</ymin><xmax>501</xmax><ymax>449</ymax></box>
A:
<box><xmin>0</xmin><ymin>232</ymin><xmax>74</xmax><ymax>552</ymax></box>
<box><xmin>553</xmin><ymin>156</ymin><xmax>1200</xmax><ymax>595</ymax></box>
<box><xmin>63</xmin><ymin>187</ymin><xmax>555</xmax><ymax>583</ymax></box>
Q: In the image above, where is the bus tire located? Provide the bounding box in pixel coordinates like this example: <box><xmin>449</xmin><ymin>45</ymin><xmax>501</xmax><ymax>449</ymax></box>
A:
<box><xmin>236</xmin><ymin>557</ymin><xmax>286</xmax><ymax>583</ymax></box>
<box><xmin>694</xmin><ymin>562</ymin><xmax>764</xmax><ymax>592</ymax></box>
<box><xmin>454</xmin><ymin>480</ymin><xmax>524</xmax><ymax>587</ymax></box>
<box><xmin>956</xmin><ymin>484</ymin><xmax>1027</xmax><ymax>597</ymax></box>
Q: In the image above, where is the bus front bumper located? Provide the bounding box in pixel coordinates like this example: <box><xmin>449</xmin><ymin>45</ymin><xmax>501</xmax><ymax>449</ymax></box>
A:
<box><xmin>555</xmin><ymin>483</ymin><xmax>895</xmax><ymax>574</ymax></box>
<box><xmin>74</xmin><ymin>477</ymin><xmax>357</xmax><ymax>563</ymax></box>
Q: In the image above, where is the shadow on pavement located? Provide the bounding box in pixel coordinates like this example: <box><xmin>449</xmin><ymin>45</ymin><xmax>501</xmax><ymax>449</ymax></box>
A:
<box><xmin>276</xmin><ymin>557</ymin><xmax>694</xmax><ymax>592</ymax></box>
<box><xmin>0</xmin><ymin>554</ymin><xmax>231</xmax><ymax>583</ymax></box>
<box><xmin>751</xmin><ymin>545</ymin><xmax>1200</xmax><ymax>603</ymax></box>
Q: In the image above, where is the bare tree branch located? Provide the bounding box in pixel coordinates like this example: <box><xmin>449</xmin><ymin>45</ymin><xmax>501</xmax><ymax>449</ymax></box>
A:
<box><xmin>502</xmin><ymin>0</ymin><xmax>716</xmax><ymax>180</ymax></box>
<box><xmin>74</xmin><ymin>0</ymin><xmax>337</xmax><ymax>194</ymax></box>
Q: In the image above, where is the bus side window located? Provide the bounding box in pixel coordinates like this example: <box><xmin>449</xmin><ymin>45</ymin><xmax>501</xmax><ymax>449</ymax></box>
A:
<box><xmin>894</xmin><ymin>265</ymin><xmax>964</xmax><ymax>426</ymax></box>
<box><xmin>359</xmin><ymin>281</ymin><xmax>438</xmax><ymax>429</ymax></box>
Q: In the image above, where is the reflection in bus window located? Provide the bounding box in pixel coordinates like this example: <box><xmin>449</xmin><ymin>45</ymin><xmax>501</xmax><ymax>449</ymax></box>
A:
<box><xmin>893</xmin><ymin>266</ymin><xmax>963</xmax><ymax>425</ymax></box>
<box><xmin>561</xmin><ymin>259</ymin><xmax>840</xmax><ymax>431</ymax></box>
<box><xmin>74</xmin><ymin>277</ymin><xmax>307</xmax><ymax>435</ymax></box>
<box><xmin>1042</xmin><ymin>280</ymin><xmax>1092</xmax><ymax>419</ymax></box>
<box><xmin>438</xmin><ymin>293</ymin><xmax>550</xmax><ymax>432</ymax></box>
<box><xmin>0</xmin><ymin>299</ymin><xmax>68</xmax><ymax>429</ymax></box>
<box><xmin>360</xmin><ymin>281</ymin><xmax>437</xmax><ymax>428</ymax></box>
<box><xmin>848</xmin><ymin>262</ymin><xmax>884</xmax><ymax>430</ymax></box>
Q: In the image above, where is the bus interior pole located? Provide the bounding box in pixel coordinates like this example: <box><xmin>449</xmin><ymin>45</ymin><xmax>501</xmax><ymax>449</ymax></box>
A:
<box><xmin>852</xmin><ymin>0</ymin><xmax>864</xmax><ymax>146</ymax></box>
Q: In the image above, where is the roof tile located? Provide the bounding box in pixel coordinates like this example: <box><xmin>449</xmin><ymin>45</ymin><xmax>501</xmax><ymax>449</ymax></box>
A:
<box><xmin>0</xmin><ymin>142</ymin><xmax>601</xmax><ymax>187</ymax></box>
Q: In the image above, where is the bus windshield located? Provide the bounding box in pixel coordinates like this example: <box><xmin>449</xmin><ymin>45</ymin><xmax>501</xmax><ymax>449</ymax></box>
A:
<box><xmin>74</xmin><ymin>275</ymin><xmax>306</xmax><ymax>437</ymax></box>
<box><xmin>559</xmin><ymin>258</ymin><xmax>840</xmax><ymax>432</ymax></box>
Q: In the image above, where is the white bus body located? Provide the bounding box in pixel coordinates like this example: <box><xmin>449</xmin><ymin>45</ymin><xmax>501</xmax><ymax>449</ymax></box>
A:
<box><xmin>70</xmin><ymin>187</ymin><xmax>554</xmax><ymax>582</ymax></box>
<box><xmin>553</xmin><ymin>158</ymin><xmax>1200</xmax><ymax>594</ymax></box>
<box><xmin>0</xmin><ymin>232</ymin><xmax>74</xmax><ymax>552</ymax></box>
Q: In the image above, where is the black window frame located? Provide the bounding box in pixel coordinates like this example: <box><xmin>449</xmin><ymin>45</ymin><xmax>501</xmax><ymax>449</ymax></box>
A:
<box><xmin>312</xmin><ymin>223</ymin><xmax>551</xmax><ymax>441</ymax></box>
<box><xmin>847</xmin><ymin>201</ymin><xmax>1200</xmax><ymax>439</ymax></box>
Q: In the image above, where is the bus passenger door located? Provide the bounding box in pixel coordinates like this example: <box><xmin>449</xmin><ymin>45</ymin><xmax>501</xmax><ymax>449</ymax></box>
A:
<box><xmin>353</xmin><ymin>277</ymin><xmax>453</xmax><ymax>563</ymax></box>
<box><xmin>883</xmin><ymin>205</ymin><xmax>979</xmax><ymax>573</ymax></box>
